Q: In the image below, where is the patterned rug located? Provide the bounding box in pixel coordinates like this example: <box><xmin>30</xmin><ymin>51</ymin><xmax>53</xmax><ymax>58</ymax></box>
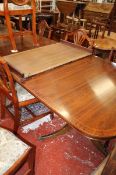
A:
<box><xmin>7</xmin><ymin>101</ymin><xmax>50</xmax><ymax>122</ymax></box>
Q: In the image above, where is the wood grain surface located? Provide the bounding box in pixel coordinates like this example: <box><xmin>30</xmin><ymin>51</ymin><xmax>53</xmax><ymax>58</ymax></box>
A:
<box><xmin>5</xmin><ymin>41</ymin><xmax>91</xmax><ymax>78</ymax></box>
<box><xmin>13</xmin><ymin>55</ymin><xmax>116</xmax><ymax>139</ymax></box>
<box><xmin>84</xmin><ymin>2</ymin><xmax>114</xmax><ymax>14</ymax></box>
<box><xmin>94</xmin><ymin>38</ymin><xmax>116</xmax><ymax>51</ymax></box>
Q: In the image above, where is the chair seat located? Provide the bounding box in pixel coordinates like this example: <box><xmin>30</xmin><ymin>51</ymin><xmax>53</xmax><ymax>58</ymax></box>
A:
<box><xmin>0</xmin><ymin>127</ymin><xmax>30</xmax><ymax>175</ymax></box>
<box><xmin>8</xmin><ymin>102</ymin><xmax>50</xmax><ymax>122</ymax></box>
<box><xmin>0</xmin><ymin>3</ymin><xmax>31</xmax><ymax>11</ymax></box>
<box><xmin>15</xmin><ymin>83</ymin><xmax>34</xmax><ymax>102</ymax></box>
<box><xmin>7</xmin><ymin>83</ymin><xmax>50</xmax><ymax>121</ymax></box>
<box><xmin>6</xmin><ymin>83</ymin><xmax>34</xmax><ymax>106</ymax></box>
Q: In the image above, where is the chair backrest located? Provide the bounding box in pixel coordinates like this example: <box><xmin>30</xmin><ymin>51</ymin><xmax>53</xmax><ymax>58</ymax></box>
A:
<box><xmin>2</xmin><ymin>0</ymin><xmax>34</xmax><ymax>16</ymax></box>
<box><xmin>0</xmin><ymin>58</ymin><xmax>19</xmax><ymax>109</ymax></box>
<box><xmin>74</xmin><ymin>29</ymin><xmax>87</xmax><ymax>45</ymax></box>
<box><xmin>87</xmin><ymin>21</ymin><xmax>106</xmax><ymax>39</ymax></box>
<box><xmin>74</xmin><ymin>29</ymin><xmax>94</xmax><ymax>48</ymax></box>
<box><xmin>38</xmin><ymin>20</ymin><xmax>52</xmax><ymax>39</ymax></box>
<box><xmin>109</xmin><ymin>47</ymin><xmax>116</xmax><ymax>63</ymax></box>
<box><xmin>65</xmin><ymin>29</ymin><xmax>94</xmax><ymax>48</ymax></box>
<box><xmin>11</xmin><ymin>0</ymin><xmax>30</xmax><ymax>5</ymax></box>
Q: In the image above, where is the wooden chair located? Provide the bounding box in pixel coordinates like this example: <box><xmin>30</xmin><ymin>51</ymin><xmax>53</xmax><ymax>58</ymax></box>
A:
<box><xmin>109</xmin><ymin>47</ymin><xmax>116</xmax><ymax>63</ymax></box>
<box><xmin>0</xmin><ymin>0</ymin><xmax>38</xmax><ymax>52</ymax></box>
<box><xmin>38</xmin><ymin>19</ymin><xmax>52</xmax><ymax>39</ymax></box>
<box><xmin>91</xmin><ymin>144</ymin><xmax>116</xmax><ymax>175</ymax></box>
<box><xmin>65</xmin><ymin>29</ymin><xmax>94</xmax><ymax>49</ymax></box>
<box><xmin>0</xmin><ymin>57</ymin><xmax>52</xmax><ymax>133</ymax></box>
<box><xmin>85</xmin><ymin>21</ymin><xmax>106</xmax><ymax>39</ymax></box>
<box><xmin>0</xmin><ymin>126</ymin><xmax>35</xmax><ymax>175</ymax></box>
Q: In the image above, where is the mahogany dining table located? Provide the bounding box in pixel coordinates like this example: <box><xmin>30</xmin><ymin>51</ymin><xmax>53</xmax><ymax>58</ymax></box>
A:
<box><xmin>4</xmin><ymin>41</ymin><xmax>116</xmax><ymax>143</ymax></box>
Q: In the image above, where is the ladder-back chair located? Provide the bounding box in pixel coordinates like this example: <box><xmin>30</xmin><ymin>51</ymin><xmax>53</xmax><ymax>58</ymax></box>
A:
<box><xmin>85</xmin><ymin>21</ymin><xmax>106</xmax><ymax>39</ymax></box>
<box><xmin>0</xmin><ymin>57</ymin><xmax>52</xmax><ymax>133</ymax></box>
<box><xmin>0</xmin><ymin>126</ymin><xmax>35</xmax><ymax>175</ymax></box>
<box><xmin>38</xmin><ymin>19</ymin><xmax>52</xmax><ymax>39</ymax></box>
<box><xmin>0</xmin><ymin>0</ymin><xmax>38</xmax><ymax>52</ymax></box>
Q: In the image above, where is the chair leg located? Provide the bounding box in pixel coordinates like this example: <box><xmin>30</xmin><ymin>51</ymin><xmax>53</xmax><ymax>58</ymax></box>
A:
<box><xmin>50</xmin><ymin>112</ymin><xmax>54</xmax><ymax>120</ymax></box>
<box><xmin>5</xmin><ymin>13</ymin><xmax>18</xmax><ymax>52</ymax></box>
<box><xmin>27</xmin><ymin>147</ymin><xmax>36</xmax><ymax>175</ymax></box>
<box><xmin>0</xmin><ymin>94</ymin><xmax>6</xmax><ymax>119</ymax></box>
<box><xmin>32</xmin><ymin>12</ymin><xmax>38</xmax><ymax>46</ymax></box>
<box><xmin>48</xmin><ymin>30</ymin><xmax>52</xmax><ymax>39</ymax></box>
<box><xmin>64</xmin><ymin>32</ymin><xmax>68</xmax><ymax>41</ymax></box>
<box><xmin>14</xmin><ymin>107</ymin><xmax>20</xmax><ymax>133</ymax></box>
<box><xmin>19</xmin><ymin>16</ymin><xmax>24</xmax><ymax>44</ymax></box>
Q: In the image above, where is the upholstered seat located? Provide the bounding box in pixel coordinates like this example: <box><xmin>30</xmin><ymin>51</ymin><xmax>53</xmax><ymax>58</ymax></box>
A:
<box><xmin>0</xmin><ymin>3</ymin><xmax>31</xmax><ymax>11</ymax></box>
<box><xmin>15</xmin><ymin>83</ymin><xmax>34</xmax><ymax>102</ymax></box>
<box><xmin>7</xmin><ymin>83</ymin><xmax>49</xmax><ymax>121</ymax></box>
<box><xmin>0</xmin><ymin>127</ymin><xmax>30</xmax><ymax>175</ymax></box>
<box><xmin>6</xmin><ymin>83</ymin><xmax>49</xmax><ymax>122</ymax></box>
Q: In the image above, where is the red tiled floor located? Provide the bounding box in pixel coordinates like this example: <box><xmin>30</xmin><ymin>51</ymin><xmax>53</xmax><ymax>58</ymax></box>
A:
<box><xmin>0</xmin><ymin>111</ymin><xmax>105</xmax><ymax>175</ymax></box>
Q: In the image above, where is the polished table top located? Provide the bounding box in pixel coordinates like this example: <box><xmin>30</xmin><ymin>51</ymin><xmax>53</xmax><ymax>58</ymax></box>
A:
<box><xmin>94</xmin><ymin>38</ymin><xmax>116</xmax><ymax>51</ymax></box>
<box><xmin>11</xmin><ymin>44</ymin><xmax>116</xmax><ymax>140</ymax></box>
<box><xmin>5</xmin><ymin>42</ymin><xmax>91</xmax><ymax>78</ymax></box>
